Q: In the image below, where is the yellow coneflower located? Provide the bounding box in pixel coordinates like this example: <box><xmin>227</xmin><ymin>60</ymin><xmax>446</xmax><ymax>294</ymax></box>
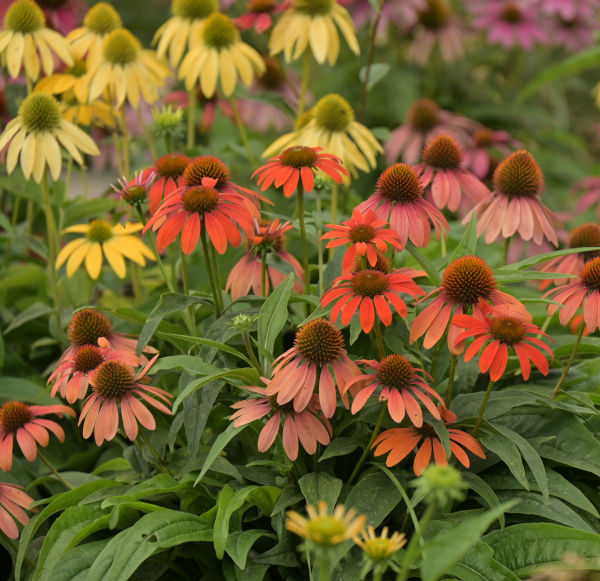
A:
<box><xmin>66</xmin><ymin>2</ymin><xmax>122</xmax><ymax>62</ymax></box>
<box><xmin>354</xmin><ymin>526</ymin><xmax>406</xmax><ymax>560</ymax></box>
<box><xmin>86</xmin><ymin>28</ymin><xmax>170</xmax><ymax>109</ymax></box>
<box><xmin>178</xmin><ymin>13</ymin><xmax>265</xmax><ymax>98</ymax></box>
<box><xmin>0</xmin><ymin>92</ymin><xmax>99</xmax><ymax>182</ymax></box>
<box><xmin>0</xmin><ymin>0</ymin><xmax>73</xmax><ymax>80</ymax></box>
<box><xmin>269</xmin><ymin>0</ymin><xmax>359</xmax><ymax>65</ymax></box>
<box><xmin>153</xmin><ymin>0</ymin><xmax>218</xmax><ymax>67</ymax></box>
<box><xmin>56</xmin><ymin>220</ymin><xmax>154</xmax><ymax>280</ymax></box>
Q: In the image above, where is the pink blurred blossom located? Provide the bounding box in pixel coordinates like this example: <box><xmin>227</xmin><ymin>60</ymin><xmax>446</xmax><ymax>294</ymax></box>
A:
<box><xmin>462</xmin><ymin>128</ymin><xmax>520</xmax><ymax>180</ymax></box>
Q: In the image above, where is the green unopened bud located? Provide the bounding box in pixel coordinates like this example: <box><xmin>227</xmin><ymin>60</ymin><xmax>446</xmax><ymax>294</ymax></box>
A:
<box><xmin>413</xmin><ymin>464</ymin><xmax>467</xmax><ymax>506</ymax></box>
<box><xmin>151</xmin><ymin>104</ymin><xmax>185</xmax><ymax>140</ymax></box>
<box><xmin>228</xmin><ymin>313</ymin><xmax>260</xmax><ymax>332</ymax></box>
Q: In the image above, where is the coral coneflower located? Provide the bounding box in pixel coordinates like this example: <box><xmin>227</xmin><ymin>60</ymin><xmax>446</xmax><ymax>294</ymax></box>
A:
<box><xmin>236</xmin><ymin>0</ymin><xmax>282</xmax><ymax>33</ymax></box>
<box><xmin>230</xmin><ymin>383</ymin><xmax>331</xmax><ymax>461</ymax></box>
<box><xmin>415</xmin><ymin>134</ymin><xmax>490</xmax><ymax>212</ymax></box>
<box><xmin>343</xmin><ymin>354</ymin><xmax>444</xmax><ymax>427</ymax></box>
<box><xmin>410</xmin><ymin>255</ymin><xmax>527</xmax><ymax>353</ymax></box>
<box><xmin>322</xmin><ymin>269</ymin><xmax>425</xmax><ymax>333</ymax></box>
<box><xmin>321</xmin><ymin>209</ymin><xmax>403</xmax><ymax>273</ymax></box>
<box><xmin>0</xmin><ymin>401</ymin><xmax>75</xmax><ymax>471</ymax></box>
<box><xmin>266</xmin><ymin>318</ymin><xmax>360</xmax><ymax>418</ymax></box>
<box><xmin>462</xmin><ymin>127</ymin><xmax>519</xmax><ymax>180</ymax></box>
<box><xmin>0</xmin><ymin>483</ymin><xmax>34</xmax><ymax>539</ymax></box>
<box><xmin>79</xmin><ymin>356</ymin><xmax>172</xmax><ymax>445</ymax></box>
<box><xmin>269</xmin><ymin>0</ymin><xmax>359</xmax><ymax>65</ymax></box>
<box><xmin>357</xmin><ymin>163</ymin><xmax>449</xmax><ymax>247</ymax></box>
<box><xmin>66</xmin><ymin>2</ymin><xmax>122</xmax><ymax>61</ymax></box>
<box><xmin>137</xmin><ymin>153</ymin><xmax>190</xmax><ymax>214</ymax></box>
<box><xmin>466</xmin><ymin>150</ymin><xmax>560</xmax><ymax>246</ymax></box>
<box><xmin>252</xmin><ymin>145</ymin><xmax>348</xmax><ymax>197</ymax></box>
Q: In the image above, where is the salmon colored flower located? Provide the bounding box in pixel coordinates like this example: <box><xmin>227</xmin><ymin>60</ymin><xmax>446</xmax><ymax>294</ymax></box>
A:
<box><xmin>266</xmin><ymin>318</ymin><xmax>360</xmax><ymax>418</ymax></box>
<box><xmin>544</xmin><ymin>256</ymin><xmax>600</xmax><ymax>332</ymax></box>
<box><xmin>462</xmin><ymin>127</ymin><xmax>520</xmax><ymax>180</ymax></box>
<box><xmin>574</xmin><ymin>176</ymin><xmax>600</xmax><ymax>217</ymax></box>
<box><xmin>236</xmin><ymin>0</ymin><xmax>282</xmax><ymax>33</ymax></box>
<box><xmin>321</xmin><ymin>209</ymin><xmax>403</xmax><ymax>273</ymax></box>
<box><xmin>0</xmin><ymin>482</ymin><xmax>34</xmax><ymax>539</ymax></box>
<box><xmin>466</xmin><ymin>150</ymin><xmax>560</xmax><ymax>246</ymax></box>
<box><xmin>230</xmin><ymin>383</ymin><xmax>331</xmax><ymax>461</ymax></box>
<box><xmin>357</xmin><ymin>163</ymin><xmax>449</xmax><ymax>248</ymax></box>
<box><xmin>410</xmin><ymin>255</ymin><xmax>527</xmax><ymax>353</ymax></box>
<box><xmin>225</xmin><ymin>219</ymin><xmax>304</xmax><ymax>299</ymax></box>
<box><xmin>252</xmin><ymin>145</ymin><xmax>348</xmax><ymax>197</ymax></box>
<box><xmin>452</xmin><ymin>308</ymin><xmax>553</xmax><ymax>381</ymax></box>
<box><xmin>322</xmin><ymin>269</ymin><xmax>425</xmax><ymax>333</ymax></box>
<box><xmin>79</xmin><ymin>355</ymin><xmax>172</xmax><ymax>445</ymax></box>
<box><xmin>343</xmin><ymin>354</ymin><xmax>444</xmax><ymax>427</ymax></box>
<box><xmin>415</xmin><ymin>134</ymin><xmax>490</xmax><ymax>212</ymax></box>
<box><xmin>147</xmin><ymin>153</ymin><xmax>191</xmax><ymax>213</ymax></box>
<box><xmin>0</xmin><ymin>401</ymin><xmax>75</xmax><ymax>471</ymax></box>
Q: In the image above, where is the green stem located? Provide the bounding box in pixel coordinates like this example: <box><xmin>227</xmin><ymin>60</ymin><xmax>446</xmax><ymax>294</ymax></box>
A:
<box><xmin>315</xmin><ymin>188</ymin><xmax>324</xmax><ymax>296</ymax></box>
<box><xmin>297</xmin><ymin>51</ymin><xmax>311</xmax><ymax>118</ymax></box>
<box><xmin>130</xmin><ymin>264</ymin><xmax>144</xmax><ymax>303</ymax></box>
<box><xmin>37</xmin><ymin>450</ymin><xmax>73</xmax><ymax>490</ymax></box>
<box><xmin>199</xmin><ymin>223</ymin><xmax>222</xmax><ymax>318</ymax></box>
<box><xmin>397</xmin><ymin>501</ymin><xmax>437</xmax><ymax>581</ymax></box>
<box><xmin>471</xmin><ymin>379</ymin><xmax>495</xmax><ymax>436</ymax></box>
<box><xmin>230</xmin><ymin>97</ymin><xmax>256</xmax><ymax>165</ymax></box>
<box><xmin>179</xmin><ymin>249</ymin><xmax>197</xmax><ymax>333</ymax></box>
<box><xmin>502</xmin><ymin>236</ymin><xmax>512</xmax><ymax>267</ymax></box>
<box><xmin>297</xmin><ymin>182</ymin><xmax>311</xmax><ymax>297</ymax></box>
<box><xmin>208</xmin><ymin>242</ymin><xmax>224</xmax><ymax>313</ymax></box>
<box><xmin>347</xmin><ymin>405</ymin><xmax>387</xmax><ymax>486</ymax></box>
<box><xmin>187</xmin><ymin>88</ymin><xmax>197</xmax><ymax>150</ymax></box>
<box><xmin>328</xmin><ymin>183</ymin><xmax>339</xmax><ymax>261</ymax></box>
<box><xmin>357</xmin><ymin>0</ymin><xmax>384</xmax><ymax>122</ymax></box>
<box><xmin>25</xmin><ymin>199</ymin><xmax>34</xmax><ymax>234</ymax></box>
<box><xmin>445</xmin><ymin>353</ymin><xmax>457</xmax><ymax>407</ymax></box>
<box><xmin>373</xmin><ymin>319</ymin><xmax>386</xmax><ymax>359</ymax></box>
<box><xmin>317</xmin><ymin>548</ymin><xmax>330</xmax><ymax>581</ymax></box>
<box><xmin>440</xmin><ymin>233</ymin><xmax>447</xmax><ymax>258</ymax></box>
<box><xmin>551</xmin><ymin>322</ymin><xmax>584</xmax><ymax>399</ymax></box>
<box><xmin>120</xmin><ymin>104</ymin><xmax>130</xmax><ymax>179</ymax></box>
<box><xmin>136</xmin><ymin>107</ymin><xmax>157</xmax><ymax>160</ymax></box>
<box><xmin>261</xmin><ymin>250</ymin><xmax>267</xmax><ymax>296</ymax></box>
<box><xmin>139</xmin><ymin>431</ymin><xmax>173</xmax><ymax>476</ymax></box>
<box><xmin>242</xmin><ymin>331</ymin><xmax>261</xmax><ymax>374</ymax></box>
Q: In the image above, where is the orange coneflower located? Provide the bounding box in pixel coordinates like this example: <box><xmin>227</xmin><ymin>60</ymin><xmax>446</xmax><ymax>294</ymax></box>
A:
<box><xmin>0</xmin><ymin>401</ymin><xmax>75</xmax><ymax>471</ymax></box>
<box><xmin>148</xmin><ymin>153</ymin><xmax>191</xmax><ymax>213</ymax></box>
<box><xmin>0</xmin><ymin>483</ymin><xmax>34</xmax><ymax>539</ymax></box>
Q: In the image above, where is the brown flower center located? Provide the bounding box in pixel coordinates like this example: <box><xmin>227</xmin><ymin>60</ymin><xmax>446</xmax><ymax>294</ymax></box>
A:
<box><xmin>442</xmin><ymin>255</ymin><xmax>497</xmax><ymax>305</ymax></box>
<box><xmin>68</xmin><ymin>308</ymin><xmax>113</xmax><ymax>346</ymax></box>
<box><xmin>501</xmin><ymin>3</ymin><xmax>522</xmax><ymax>23</ymax></box>
<box><xmin>0</xmin><ymin>401</ymin><xmax>31</xmax><ymax>433</ymax></box>
<box><xmin>258</xmin><ymin>56</ymin><xmax>284</xmax><ymax>90</ymax></box>
<box><xmin>422</xmin><ymin>134</ymin><xmax>463</xmax><ymax>169</ymax></box>
<box><xmin>376</xmin><ymin>354</ymin><xmax>414</xmax><ymax>389</ymax></box>
<box><xmin>569</xmin><ymin>223</ymin><xmax>600</xmax><ymax>260</ymax></box>
<box><xmin>493</xmin><ymin>150</ymin><xmax>544</xmax><ymax>199</ymax></box>
<box><xmin>181</xmin><ymin>186</ymin><xmax>219</xmax><ymax>213</ymax></box>
<box><xmin>581</xmin><ymin>257</ymin><xmax>600</xmax><ymax>292</ymax></box>
<box><xmin>354</xmin><ymin>253</ymin><xmax>391</xmax><ymax>273</ymax></box>
<box><xmin>248</xmin><ymin>221</ymin><xmax>285</xmax><ymax>253</ymax></box>
<box><xmin>490</xmin><ymin>316</ymin><xmax>525</xmax><ymax>345</ymax></box>
<box><xmin>279</xmin><ymin>146</ymin><xmax>318</xmax><ymax>168</ymax></box>
<box><xmin>376</xmin><ymin>164</ymin><xmax>424</xmax><ymax>204</ymax></box>
<box><xmin>183</xmin><ymin>155</ymin><xmax>230</xmax><ymax>190</ymax></box>
<box><xmin>155</xmin><ymin>153</ymin><xmax>190</xmax><ymax>180</ymax></box>
<box><xmin>73</xmin><ymin>345</ymin><xmax>105</xmax><ymax>373</ymax></box>
<box><xmin>295</xmin><ymin>318</ymin><xmax>344</xmax><ymax>365</ymax></box>
<box><xmin>351</xmin><ymin>270</ymin><xmax>389</xmax><ymax>297</ymax></box>
<box><xmin>473</xmin><ymin>128</ymin><xmax>495</xmax><ymax>148</ymax></box>
<box><xmin>407</xmin><ymin>98</ymin><xmax>440</xmax><ymax>132</ymax></box>
<box><xmin>418</xmin><ymin>0</ymin><xmax>451</xmax><ymax>29</ymax></box>
<box><xmin>417</xmin><ymin>422</ymin><xmax>437</xmax><ymax>437</ymax></box>
<box><xmin>92</xmin><ymin>361</ymin><xmax>134</xmax><ymax>399</ymax></box>
<box><xmin>350</xmin><ymin>224</ymin><xmax>375</xmax><ymax>243</ymax></box>
<box><xmin>248</xmin><ymin>0</ymin><xmax>276</xmax><ymax>13</ymax></box>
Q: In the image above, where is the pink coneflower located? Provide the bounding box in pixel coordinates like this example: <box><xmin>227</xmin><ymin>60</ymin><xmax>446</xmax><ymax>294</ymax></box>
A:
<box><xmin>469</xmin><ymin>0</ymin><xmax>549</xmax><ymax>50</ymax></box>
<box><xmin>266</xmin><ymin>318</ymin><xmax>361</xmax><ymax>418</ymax></box>
<box><xmin>466</xmin><ymin>150</ymin><xmax>560</xmax><ymax>246</ymax></box>
<box><xmin>321</xmin><ymin>209</ymin><xmax>403</xmax><ymax>273</ymax></box>
<box><xmin>236</xmin><ymin>0</ymin><xmax>282</xmax><ymax>33</ymax></box>
<box><xmin>339</xmin><ymin>0</ymin><xmax>426</xmax><ymax>34</ymax></box>
<box><xmin>549</xmin><ymin>13</ymin><xmax>599</xmax><ymax>52</ymax></box>
<box><xmin>79</xmin><ymin>355</ymin><xmax>172</xmax><ymax>445</ymax></box>
<box><xmin>462</xmin><ymin>127</ymin><xmax>519</xmax><ymax>180</ymax></box>
<box><xmin>27</xmin><ymin>0</ymin><xmax>85</xmax><ymax>35</ymax></box>
<box><xmin>415</xmin><ymin>134</ymin><xmax>490</xmax><ymax>212</ymax></box>
<box><xmin>321</xmin><ymin>269</ymin><xmax>425</xmax><ymax>333</ymax></box>
<box><xmin>230</xmin><ymin>383</ymin><xmax>332</xmax><ymax>461</ymax></box>
<box><xmin>0</xmin><ymin>482</ymin><xmax>34</xmax><ymax>539</ymax></box>
<box><xmin>575</xmin><ymin>177</ymin><xmax>600</xmax><ymax>218</ymax></box>
<box><xmin>343</xmin><ymin>354</ymin><xmax>444</xmax><ymax>427</ymax></box>
<box><xmin>225</xmin><ymin>219</ymin><xmax>304</xmax><ymax>299</ymax></box>
<box><xmin>385</xmin><ymin>98</ymin><xmax>479</xmax><ymax>165</ymax></box>
<box><xmin>410</xmin><ymin>255</ymin><xmax>527</xmax><ymax>353</ymax></box>
<box><xmin>0</xmin><ymin>401</ymin><xmax>75</xmax><ymax>471</ymax></box>
<box><xmin>357</xmin><ymin>163</ymin><xmax>449</xmax><ymax>247</ymax></box>
<box><xmin>112</xmin><ymin>170</ymin><xmax>156</xmax><ymax>209</ymax></box>
<box><xmin>541</xmin><ymin>0</ymin><xmax>598</xmax><ymax>20</ymax></box>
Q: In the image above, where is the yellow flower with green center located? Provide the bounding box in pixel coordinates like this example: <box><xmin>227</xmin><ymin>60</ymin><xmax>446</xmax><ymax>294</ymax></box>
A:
<box><xmin>86</xmin><ymin>28</ymin><xmax>170</xmax><ymax>109</ymax></box>
<box><xmin>269</xmin><ymin>0</ymin><xmax>359</xmax><ymax>65</ymax></box>
<box><xmin>56</xmin><ymin>220</ymin><xmax>154</xmax><ymax>280</ymax></box>
<box><xmin>0</xmin><ymin>92</ymin><xmax>99</xmax><ymax>182</ymax></box>
<box><xmin>0</xmin><ymin>0</ymin><xmax>73</xmax><ymax>80</ymax></box>
<box><xmin>178</xmin><ymin>13</ymin><xmax>265</xmax><ymax>97</ymax></box>
<box><xmin>153</xmin><ymin>0</ymin><xmax>218</xmax><ymax>67</ymax></box>
<box><xmin>354</xmin><ymin>526</ymin><xmax>406</xmax><ymax>560</ymax></box>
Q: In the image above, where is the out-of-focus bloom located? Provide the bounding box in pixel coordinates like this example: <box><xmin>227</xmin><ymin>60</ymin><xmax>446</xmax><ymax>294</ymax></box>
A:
<box><xmin>153</xmin><ymin>0</ymin><xmax>218</xmax><ymax>67</ymax></box>
<box><xmin>544</xmin><ymin>256</ymin><xmax>600</xmax><ymax>332</ymax></box>
<box><xmin>0</xmin><ymin>401</ymin><xmax>75</xmax><ymax>471</ymax></box>
<box><xmin>453</xmin><ymin>307</ymin><xmax>553</xmax><ymax>381</ymax></box>
<box><xmin>0</xmin><ymin>0</ymin><xmax>73</xmax><ymax>80</ymax></box>
<box><xmin>79</xmin><ymin>356</ymin><xmax>172</xmax><ymax>445</ymax></box>
<box><xmin>415</xmin><ymin>134</ymin><xmax>490</xmax><ymax>212</ymax></box>
<box><xmin>575</xmin><ymin>176</ymin><xmax>600</xmax><ymax>217</ymax></box>
<box><xmin>33</xmin><ymin>0</ymin><xmax>85</xmax><ymax>35</ymax></box>
<box><xmin>469</xmin><ymin>0</ymin><xmax>549</xmax><ymax>50</ymax></box>
<box><xmin>112</xmin><ymin>170</ymin><xmax>156</xmax><ymax>209</ymax></box>
<box><xmin>549</xmin><ymin>12</ymin><xmax>599</xmax><ymax>52</ymax></box>
<box><xmin>343</xmin><ymin>354</ymin><xmax>443</xmax><ymax>426</ymax></box>
<box><xmin>230</xmin><ymin>383</ymin><xmax>331</xmax><ymax>461</ymax></box>
<box><xmin>179</xmin><ymin>13</ymin><xmax>265</xmax><ymax>97</ymax></box>
<box><xmin>358</xmin><ymin>163</ymin><xmax>449</xmax><ymax>247</ymax></box>
<box><xmin>321</xmin><ymin>209</ymin><xmax>403</xmax><ymax>273</ymax></box>
<box><xmin>541</xmin><ymin>0</ymin><xmax>599</xmax><ymax>19</ymax></box>
<box><xmin>236</xmin><ymin>0</ymin><xmax>282</xmax><ymax>33</ymax></box>
<box><xmin>340</xmin><ymin>0</ymin><xmax>426</xmax><ymax>35</ymax></box>
<box><xmin>321</xmin><ymin>269</ymin><xmax>425</xmax><ymax>333</ymax></box>
<box><xmin>286</xmin><ymin>501</ymin><xmax>366</xmax><ymax>546</ymax></box>
<box><xmin>414</xmin><ymin>463</ymin><xmax>468</xmax><ymax>505</ymax></box>
<box><xmin>0</xmin><ymin>483</ymin><xmax>34</xmax><ymax>539</ymax></box>
<box><xmin>226</xmin><ymin>219</ymin><xmax>304</xmax><ymax>299</ymax></box>
<box><xmin>269</xmin><ymin>0</ymin><xmax>359</xmax><ymax>65</ymax></box>
<box><xmin>252</xmin><ymin>145</ymin><xmax>348</xmax><ymax>197</ymax></box>
<box><xmin>354</xmin><ymin>526</ymin><xmax>406</xmax><ymax>561</ymax></box>
<box><xmin>151</xmin><ymin>104</ymin><xmax>185</xmax><ymax>144</ymax></box>
<box><xmin>144</xmin><ymin>153</ymin><xmax>191</xmax><ymax>213</ymax></box>
<box><xmin>466</xmin><ymin>150</ymin><xmax>560</xmax><ymax>246</ymax></box>
<box><xmin>266</xmin><ymin>318</ymin><xmax>360</xmax><ymax>418</ymax></box>
<box><xmin>410</xmin><ymin>255</ymin><xmax>527</xmax><ymax>353</ymax></box>
<box><xmin>385</xmin><ymin>98</ymin><xmax>479</xmax><ymax>165</ymax></box>
<box><xmin>263</xmin><ymin>94</ymin><xmax>382</xmax><ymax>178</ymax></box>
<box><xmin>57</xmin><ymin>220</ymin><xmax>154</xmax><ymax>279</ymax></box>
<box><xmin>0</xmin><ymin>92</ymin><xmax>99</xmax><ymax>182</ymax></box>
<box><xmin>409</xmin><ymin>0</ymin><xmax>465</xmax><ymax>65</ymax></box>
<box><xmin>462</xmin><ymin>127</ymin><xmax>519</xmax><ymax>180</ymax></box>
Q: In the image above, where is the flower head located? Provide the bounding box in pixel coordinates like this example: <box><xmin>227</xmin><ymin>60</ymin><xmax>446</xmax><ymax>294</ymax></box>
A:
<box><xmin>0</xmin><ymin>92</ymin><xmax>99</xmax><ymax>182</ymax></box>
<box><xmin>462</xmin><ymin>127</ymin><xmax>519</xmax><ymax>180</ymax></box>
<box><xmin>67</xmin><ymin>2</ymin><xmax>122</xmax><ymax>62</ymax></box>
<box><xmin>0</xmin><ymin>401</ymin><xmax>75</xmax><ymax>471</ymax></box>
<box><xmin>0</xmin><ymin>482</ymin><xmax>34</xmax><ymax>539</ymax></box>
<box><xmin>413</xmin><ymin>464</ymin><xmax>468</xmax><ymax>506</ymax></box>
<box><xmin>151</xmin><ymin>104</ymin><xmax>185</xmax><ymax>142</ymax></box>
<box><xmin>112</xmin><ymin>170</ymin><xmax>156</xmax><ymax>209</ymax></box>
<box><xmin>236</xmin><ymin>0</ymin><xmax>282</xmax><ymax>33</ymax></box>
<box><xmin>574</xmin><ymin>176</ymin><xmax>600</xmax><ymax>218</ymax></box>
<box><xmin>143</xmin><ymin>153</ymin><xmax>191</xmax><ymax>213</ymax></box>
<box><xmin>354</xmin><ymin>526</ymin><xmax>406</xmax><ymax>561</ymax></box>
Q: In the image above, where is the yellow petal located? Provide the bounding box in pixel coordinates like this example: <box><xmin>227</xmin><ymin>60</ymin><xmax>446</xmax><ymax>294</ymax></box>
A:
<box><xmin>63</xmin><ymin>224</ymin><xmax>91</xmax><ymax>234</ymax></box>
<box><xmin>34</xmin><ymin>33</ymin><xmax>54</xmax><ymax>77</ymax></box>
<box><xmin>114</xmin><ymin>236</ymin><xmax>154</xmax><ymax>263</ymax></box>
<box><xmin>66</xmin><ymin>240</ymin><xmax>92</xmax><ymax>276</ymax></box>
<box><xmin>20</xmin><ymin>133</ymin><xmax>36</xmax><ymax>180</ymax></box>
<box><xmin>218</xmin><ymin>49</ymin><xmax>237</xmax><ymax>96</ymax></box>
<box><xmin>6</xmin><ymin>128</ymin><xmax>26</xmax><ymax>173</ymax></box>
<box><xmin>113</xmin><ymin>222</ymin><xmax>143</xmax><ymax>235</ymax></box>
<box><xmin>32</xmin><ymin>133</ymin><xmax>47</xmax><ymax>183</ymax></box>
<box><xmin>309</xmin><ymin>17</ymin><xmax>329</xmax><ymax>64</ymax></box>
<box><xmin>201</xmin><ymin>49</ymin><xmax>219</xmax><ymax>98</ymax></box>
<box><xmin>85</xmin><ymin>242</ymin><xmax>103</xmax><ymax>279</ymax></box>
<box><xmin>6</xmin><ymin>33</ymin><xmax>24</xmax><ymax>78</ymax></box>
<box><xmin>102</xmin><ymin>242</ymin><xmax>127</xmax><ymax>278</ymax></box>
<box><xmin>56</xmin><ymin>237</ymin><xmax>86</xmax><ymax>269</ymax></box>
<box><xmin>23</xmin><ymin>34</ymin><xmax>40</xmax><ymax>81</ymax></box>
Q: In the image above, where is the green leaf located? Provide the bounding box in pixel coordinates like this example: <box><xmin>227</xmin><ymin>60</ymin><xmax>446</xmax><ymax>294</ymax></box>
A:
<box><xmin>195</xmin><ymin>423</ymin><xmax>247</xmax><ymax>485</ymax></box>
<box><xmin>449</xmin><ymin>213</ymin><xmax>478</xmax><ymax>263</ymax></box>
<box><xmin>500</xmin><ymin>247</ymin><xmax>600</xmax><ymax>271</ymax></box>
<box><xmin>100</xmin><ymin>475</ymin><xmax>189</xmax><ymax>507</ymax></box>
<box><xmin>49</xmin><ymin>540</ymin><xmax>106</xmax><ymax>581</ymax></box>
<box><xmin>271</xmin><ymin>486</ymin><xmax>303</xmax><ymax>516</ymax></box>
<box><xmin>358</xmin><ymin>63</ymin><xmax>390</xmax><ymax>90</ymax></box>
<box><xmin>4</xmin><ymin>302</ymin><xmax>53</xmax><ymax>334</ymax></box>
<box><xmin>0</xmin><ymin>376</ymin><xmax>55</xmax><ymax>405</ymax></box>
<box><xmin>298</xmin><ymin>472</ymin><xmax>343</xmax><ymax>510</ymax></box>
<box><xmin>484</xmin><ymin>523</ymin><xmax>600</xmax><ymax>576</ymax></box>
<box><xmin>226</xmin><ymin>530</ymin><xmax>274</xmax><ymax>570</ymax></box>
<box><xmin>494</xmin><ymin>270</ymin><xmax>577</xmax><ymax>283</ymax></box>
<box><xmin>319</xmin><ymin>437</ymin><xmax>361</xmax><ymax>461</ymax></box>
<box><xmin>214</xmin><ymin>485</ymin><xmax>258</xmax><ymax>559</ymax></box>
<box><xmin>157</xmin><ymin>332</ymin><xmax>252</xmax><ymax>366</ymax></box>
<box><xmin>344</xmin><ymin>471</ymin><xmax>403</xmax><ymax>527</ymax></box>
<box><xmin>183</xmin><ymin>381</ymin><xmax>223</xmax><ymax>456</ymax></box>
<box><xmin>173</xmin><ymin>369</ymin><xmax>250</xmax><ymax>412</ymax></box>
<box><xmin>0</xmin><ymin>264</ymin><xmax>46</xmax><ymax>290</ymax></box>
<box><xmin>150</xmin><ymin>355</ymin><xmax>218</xmax><ymax>375</ymax></box>
<box><xmin>461</xmin><ymin>473</ymin><xmax>504</xmax><ymax>528</ymax></box>
<box><xmin>479</xmin><ymin>432</ymin><xmax>529</xmax><ymax>490</ymax></box>
<box><xmin>405</xmin><ymin>242</ymin><xmax>441</xmax><ymax>286</ymax></box>
<box><xmin>257</xmin><ymin>272</ymin><xmax>294</xmax><ymax>363</ymax></box>
<box><xmin>450</xmin><ymin>542</ymin><xmax>520</xmax><ymax>581</ymax></box>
